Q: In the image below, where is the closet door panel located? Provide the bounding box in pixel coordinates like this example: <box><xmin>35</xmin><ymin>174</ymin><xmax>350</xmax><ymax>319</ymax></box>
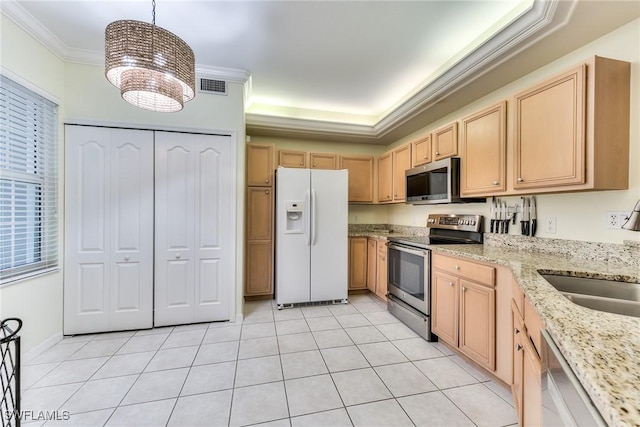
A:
<box><xmin>64</xmin><ymin>127</ymin><xmax>111</xmax><ymax>334</ymax></box>
<box><xmin>109</xmin><ymin>132</ymin><xmax>154</xmax><ymax>329</ymax></box>
<box><xmin>194</xmin><ymin>136</ymin><xmax>232</xmax><ymax>321</ymax></box>
<box><xmin>154</xmin><ymin>134</ymin><xmax>196</xmax><ymax>326</ymax></box>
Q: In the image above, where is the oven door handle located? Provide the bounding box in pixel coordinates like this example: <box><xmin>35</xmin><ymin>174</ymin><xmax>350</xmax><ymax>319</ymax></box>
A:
<box><xmin>388</xmin><ymin>243</ymin><xmax>429</xmax><ymax>257</ymax></box>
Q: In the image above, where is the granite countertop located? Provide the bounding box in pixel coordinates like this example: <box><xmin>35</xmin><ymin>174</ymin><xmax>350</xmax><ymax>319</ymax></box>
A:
<box><xmin>427</xmin><ymin>244</ymin><xmax>640</xmax><ymax>427</ymax></box>
<box><xmin>348</xmin><ymin>231</ymin><xmax>414</xmax><ymax>240</ymax></box>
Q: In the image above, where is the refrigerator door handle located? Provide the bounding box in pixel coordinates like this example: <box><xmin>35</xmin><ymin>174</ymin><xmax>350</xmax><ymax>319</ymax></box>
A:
<box><xmin>311</xmin><ymin>188</ymin><xmax>317</xmax><ymax>245</ymax></box>
<box><xmin>305</xmin><ymin>189</ymin><xmax>311</xmax><ymax>246</ymax></box>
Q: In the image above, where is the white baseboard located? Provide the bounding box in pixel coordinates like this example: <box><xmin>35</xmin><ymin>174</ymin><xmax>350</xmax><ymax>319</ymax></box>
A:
<box><xmin>234</xmin><ymin>313</ymin><xmax>243</xmax><ymax>323</ymax></box>
<box><xmin>23</xmin><ymin>331</ymin><xmax>63</xmax><ymax>363</ymax></box>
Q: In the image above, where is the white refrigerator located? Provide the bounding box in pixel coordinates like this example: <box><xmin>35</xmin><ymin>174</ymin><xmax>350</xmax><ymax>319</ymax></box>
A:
<box><xmin>275</xmin><ymin>167</ymin><xmax>348</xmax><ymax>307</ymax></box>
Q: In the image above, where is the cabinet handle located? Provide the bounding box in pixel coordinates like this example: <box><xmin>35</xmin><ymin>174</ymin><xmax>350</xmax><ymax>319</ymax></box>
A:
<box><xmin>493</xmin><ymin>181</ymin><xmax>499</xmax><ymax>185</ymax></box>
<box><xmin>517</xmin><ymin>177</ymin><xmax>524</xmax><ymax>183</ymax></box>
<box><xmin>462</xmin><ymin>286</ymin><xmax>466</xmax><ymax>292</ymax></box>
<box><xmin>454</xmin><ymin>265</ymin><xmax>460</xmax><ymax>270</ymax></box>
<box><xmin>514</xmin><ymin>327</ymin><xmax>520</xmax><ymax>335</ymax></box>
<box><xmin>265</xmin><ymin>190</ymin><xmax>270</xmax><ymax>194</ymax></box>
<box><xmin>515</xmin><ymin>343</ymin><xmax>523</xmax><ymax>351</ymax></box>
<box><xmin>265</xmin><ymin>179</ymin><xmax>269</xmax><ymax>183</ymax></box>
<box><xmin>435</xmin><ymin>151</ymin><xmax>440</xmax><ymax>156</ymax></box>
<box><xmin>313</xmin><ymin>164</ymin><xmax>316</xmax><ymax>167</ymax></box>
<box><xmin>124</xmin><ymin>255</ymin><xmax>130</xmax><ymax>261</ymax></box>
<box><xmin>448</xmin><ymin>282</ymin><xmax>453</xmax><ymax>287</ymax></box>
<box><xmin>175</xmin><ymin>254</ymin><xmax>181</xmax><ymax>259</ymax></box>
<box><xmin>300</xmin><ymin>162</ymin><xmax>303</xmax><ymax>166</ymax></box>
<box><xmin>423</xmin><ymin>156</ymin><xmax>427</xmax><ymax>159</ymax></box>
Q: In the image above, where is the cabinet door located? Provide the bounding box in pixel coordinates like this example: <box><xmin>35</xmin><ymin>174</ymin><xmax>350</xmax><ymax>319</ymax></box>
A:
<box><xmin>512</xmin><ymin>305</ymin><xmax>525</xmax><ymax>426</ymax></box>
<box><xmin>412</xmin><ymin>136</ymin><xmax>432</xmax><ymax>167</ymax></box>
<box><xmin>392</xmin><ymin>144</ymin><xmax>411</xmax><ymax>201</ymax></box>
<box><xmin>245</xmin><ymin>241</ymin><xmax>273</xmax><ymax>296</ymax></box>
<box><xmin>514</xmin><ymin>65</ymin><xmax>586</xmax><ymax>189</ymax></box>
<box><xmin>339</xmin><ymin>156</ymin><xmax>374</xmax><ymax>203</ymax></box>
<box><xmin>246</xmin><ymin>187</ymin><xmax>273</xmax><ymax>240</ymax></box>
<box><xmin>459</xmin><ymin>279</ymin><xmax>496</xmax><ymax>370</ymax></box>
<box><xmin>279</xmin><ymin>150</ymin><xmax>307</xmax><ymax>168</ymax></box>
<box><xmin>461</xmin><ymin>102</ymin><xmax>507</xmax><ymax>195</ymax></box>
<box><xmin>377</xmin><ymin>152</ymin><xmax>393</xmax><ymax>202</ymax></box>
<box><xmin>522</xmin><ymin>337</ymin><xmax>542</xmax><ymax>427</ymax></box>
<box><xmin>433</xmin><ymin>122</ymin><xmax>458</xmax><ymax>161</ymax></box>
<box><xmin>367</xmin><ymin>239</ymin><xmax>377</xmax><ymax>293</ymax></box>
<box><xmin>375</xmin><ymin>241</ymin><xmax>388</xmax><ymax>300</ymax></box>
<box><xmin>310</xmin><ymin>153</ymin><xmax>337</xmax><ymax>169</ymax></box>
<box><xmin>431</xmin><ymin>270</ymin><xmax>459</xmax><ymax>346</ymax></box>
<box><xmin>348</xmin><ymin>237</ymin><xmax>368</xmax><ymax>290</ymax></box>
<box><xmin>247</xmin><ymin>144</ymin><xmax>274</xmax><ymax>186</ymax></box>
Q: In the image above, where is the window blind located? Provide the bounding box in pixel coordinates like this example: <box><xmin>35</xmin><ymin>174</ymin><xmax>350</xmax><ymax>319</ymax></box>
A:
<box><xmin>0</xmin><ymin>75</ymin><xmax>58</xmax><ymax>284</ymax></box>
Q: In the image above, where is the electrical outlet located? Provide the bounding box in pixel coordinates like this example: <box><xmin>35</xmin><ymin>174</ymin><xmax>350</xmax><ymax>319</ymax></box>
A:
<box><xmin>607</xmin><ymin>211</ymin><xmax>631</xmax><ymax>229</ymax></box>
<box><xmin>354</xmin><ymin>215</ymin><xmax>359</xmax><ymax>223</ymax></box>
<box><xmin>607</xmin><ymin>211</ymin><xmax>620</xmax><ymax>228</ymax></box>
<box><xmin>545</xmin><ymin>217</ymin><xmax>557</xmax><ymax>234</ymax></box>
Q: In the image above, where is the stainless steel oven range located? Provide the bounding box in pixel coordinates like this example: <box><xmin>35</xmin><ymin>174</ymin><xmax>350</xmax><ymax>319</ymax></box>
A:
<box><xmin>386</xmin><ymin>213</ymin><xmax>483</xmax><ymax>341</ymax></box>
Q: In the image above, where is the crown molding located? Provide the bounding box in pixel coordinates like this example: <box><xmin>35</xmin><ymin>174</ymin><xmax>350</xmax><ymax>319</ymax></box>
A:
<box><xmin>195</xmin><ymin>65</ymin><xmax>250</xmax><ymax>84</ymax></box>
<box><xmin>1</xmin><ymin>0</ymin><xmax>68</xmax><ymax>60</ymax></box>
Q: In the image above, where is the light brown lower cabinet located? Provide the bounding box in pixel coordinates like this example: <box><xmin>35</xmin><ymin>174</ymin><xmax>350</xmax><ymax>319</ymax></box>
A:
<box><xmin>375</xmin><ymin>240</ymin><xmax>387</xmax><ymax>300</ymax></box>
<box><xmin>431</xmin><ymin>253</ymin><xmax>496</xmax><ymax>370</ymax></box>
<box><xmin>348</xmin><ymin>237</ymin><xmax>368</xmax><ymax>290</ymax></box>
<box><xmin>511</xmin><ymin>291</ymin><xmax>543</xmax><ymax>426</ymax></box>
<box><xmin>367</xmin><ymin>239</ymin><xmax>377</xmax><ymax>293</ymax></box>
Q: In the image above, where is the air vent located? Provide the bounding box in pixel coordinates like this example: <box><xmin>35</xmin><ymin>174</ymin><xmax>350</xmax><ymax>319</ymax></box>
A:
<box><xmin>199</xmin><ymin>78</ymin><xmax>227</xmax><ymax>95</ymax></box>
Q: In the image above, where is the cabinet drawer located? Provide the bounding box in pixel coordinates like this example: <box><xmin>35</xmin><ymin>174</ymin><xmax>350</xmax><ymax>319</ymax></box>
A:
<box><xmin>432</xmin><ymin>253</ymin><xmax>495</xmax><ymax>286</ymax></box>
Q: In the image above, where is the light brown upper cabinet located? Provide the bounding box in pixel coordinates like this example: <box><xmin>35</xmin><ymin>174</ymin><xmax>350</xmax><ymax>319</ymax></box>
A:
<box><xmin>411</xmin><ymin>135</ymin><xmax>432</xmax><ymax>167</ymax></box>
<box><xmin>514</xmin><ymin>65</ymin><xmax>586</xmax><ymax>190</ymax></box>
<box><xmin>460</xmin><ymin>102</ymin><xmax>507</xmax><ymax>196</ymax></box>
<box><xmin>310</xmin><ymin>153</ymin><xmax>337</xmax><ymax>169</ymax></box>
<box><xmin>432</xmin><ymin>122</ymin><xmax>458</xmax><ymax>161</ymax></box>
<box><xmin>392</xmin><ymin>144</ymin><xmax>411</xmax><ymax>201</ymax></box>
<box><xmin>246</xmin><ymin>143</ymin><xmax>274</xmax><ymax>187</ymax></box>
<box><xmin>377</xmin><ymin>152</ymin><xmax>393</xmax><ymax>203</ymax></box>
<box><xmin>513</xmin><ymin>56</ymin><xmax>630</xmax><ymax>192</ymax></box>
<box><xmin>278</xmin><ymin>150</ymin><xmax>307</xmax><ymax>168</ymax></box>
<box><xmin>339</xmin><ymin>155</ymin><xmax>374</xmax><ymax>203</ymax></box>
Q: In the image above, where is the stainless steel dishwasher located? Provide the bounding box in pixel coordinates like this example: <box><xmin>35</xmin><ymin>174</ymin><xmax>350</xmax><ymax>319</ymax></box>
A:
<box><xmin>540</xmin><ymin>330</ymin><xmax>607</xmax><ymax>427</ymax></box>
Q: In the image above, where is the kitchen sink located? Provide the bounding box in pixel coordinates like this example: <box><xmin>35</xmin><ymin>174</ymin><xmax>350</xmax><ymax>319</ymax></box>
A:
<box><xmin>540</xmin><ymin>274</ymin><xmax>640</xmax><ymax>318</ymax></box>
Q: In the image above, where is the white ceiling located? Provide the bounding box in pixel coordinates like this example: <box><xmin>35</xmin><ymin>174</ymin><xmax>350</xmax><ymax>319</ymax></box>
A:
<box><xmin>3</xmin><ymin>0</ymin><xmax>640</xmax><ymax>144</ymax></box>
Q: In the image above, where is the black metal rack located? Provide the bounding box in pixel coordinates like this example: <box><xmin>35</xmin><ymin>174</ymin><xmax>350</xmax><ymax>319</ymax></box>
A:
<box><xmin>1</xmin><ymin>318</ymin><xmax>22</xmax><ymax>427</ymax></box>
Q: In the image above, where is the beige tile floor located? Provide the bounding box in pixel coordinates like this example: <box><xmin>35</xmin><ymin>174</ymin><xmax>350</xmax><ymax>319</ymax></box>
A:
<box><xmin>20</xmin><ymin>293</ymin><xmax>518</xmax><ymax>426</ymax></box>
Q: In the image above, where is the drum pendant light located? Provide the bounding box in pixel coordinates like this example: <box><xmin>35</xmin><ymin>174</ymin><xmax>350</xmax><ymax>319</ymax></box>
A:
<box><xmin>104</xmin><ymin>0</ymin><xmax>195</xmax><ymax>112</ymax></box>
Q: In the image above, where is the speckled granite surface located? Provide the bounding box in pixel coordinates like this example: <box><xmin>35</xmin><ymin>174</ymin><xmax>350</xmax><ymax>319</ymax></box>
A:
<box><xmin>427</xmin><ymin>243</ymin><xmax>640</xmax><ymax>427</ymax></box>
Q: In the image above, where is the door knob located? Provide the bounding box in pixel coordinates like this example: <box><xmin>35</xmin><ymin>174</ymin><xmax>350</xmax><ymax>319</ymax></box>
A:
<box><xmin>175</xmin><ymin>254</ymin><xmax>181</xmax><ymax>259</ymax></box>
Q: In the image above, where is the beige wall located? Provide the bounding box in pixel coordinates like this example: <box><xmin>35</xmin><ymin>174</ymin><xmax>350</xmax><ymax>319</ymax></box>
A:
<box><xmin>0</xmin><ymin>15</ymin><xmax>67</xmax><ymax>353</ymax></box>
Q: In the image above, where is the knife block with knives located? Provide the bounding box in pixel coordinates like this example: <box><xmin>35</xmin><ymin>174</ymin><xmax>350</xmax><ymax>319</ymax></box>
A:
<box><xmin>489</xmin><ymin>196</ymin><xmax>536</xmax><ymax>236</ymax></box>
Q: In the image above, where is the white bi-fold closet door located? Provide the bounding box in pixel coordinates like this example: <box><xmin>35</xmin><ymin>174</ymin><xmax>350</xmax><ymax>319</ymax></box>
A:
<box><xmin>154</xmin><ymin>131</ymin><xmax>233</xmax><ymax>326</ymax></box>
<box><xmin>64</xmin><ymin>125</ymin><xmax>234</xmax><ymax>335</ymax></box>
<box><xmin>64</xmin><ymin>126</ymin><xmax>154</xmax><ymax>334</ymax></box>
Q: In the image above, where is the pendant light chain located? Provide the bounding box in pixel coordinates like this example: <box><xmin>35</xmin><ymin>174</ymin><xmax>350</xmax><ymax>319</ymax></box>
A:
<box><xmin>152</xmin><ymin>0</ymin><xmax>156</xmax><ymax>25</ymax></box>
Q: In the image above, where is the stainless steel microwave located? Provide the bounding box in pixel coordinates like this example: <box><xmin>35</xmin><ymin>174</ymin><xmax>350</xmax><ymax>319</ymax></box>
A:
<box><xmin>405</xmin><ymin>157</ymin><xmax>484</xmax><ymax>205</ymax></box>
